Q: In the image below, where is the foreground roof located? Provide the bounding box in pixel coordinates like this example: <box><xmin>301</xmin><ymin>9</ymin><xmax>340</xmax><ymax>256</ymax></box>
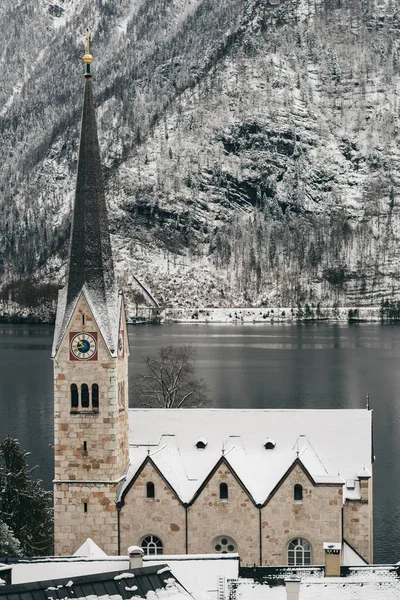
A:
<box><xmin>0</xmin><ymin>565</ymin><xmax>192</xmax><ymax>600</ymax></box>
<box><xmin>123</xmin><ymin>409</ymin><xmax>373</xmax><ymax>504</ymax></box>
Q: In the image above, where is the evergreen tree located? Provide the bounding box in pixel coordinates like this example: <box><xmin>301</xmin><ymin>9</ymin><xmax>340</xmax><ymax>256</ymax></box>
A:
<box><xmin>0</xmin><ymin>437</ymin><xmax>53</xmax><ymax>556</ymax></box>
<box><xmin>0</xmin><ymin>520</ymin><xmax>21</xmax><ymax>557</ymax></box>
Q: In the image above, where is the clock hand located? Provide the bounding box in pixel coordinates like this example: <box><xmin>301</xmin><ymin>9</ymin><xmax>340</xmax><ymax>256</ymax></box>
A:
<box><xmin>77</xmin><ymin>340</ymin><xmax>84</xmax><ymax>350</ymax></box>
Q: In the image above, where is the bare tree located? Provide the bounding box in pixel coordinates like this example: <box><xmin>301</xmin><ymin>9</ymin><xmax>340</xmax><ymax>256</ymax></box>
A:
<box><xmin>133</xmin><ymin>345</ymin><xmax>210</xmax><ymax>408</ymax></box>
<box><xmin>132</xmin><ymin>290</ymin><xmax>146</xmax><ymax>316</ymax></box>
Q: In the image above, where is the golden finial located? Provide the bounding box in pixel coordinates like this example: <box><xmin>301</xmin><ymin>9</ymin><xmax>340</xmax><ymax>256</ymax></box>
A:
<box><xmin>83</xmin><ymin>29</ymin><xmax>93</xmax><ymax>65</ymax></box>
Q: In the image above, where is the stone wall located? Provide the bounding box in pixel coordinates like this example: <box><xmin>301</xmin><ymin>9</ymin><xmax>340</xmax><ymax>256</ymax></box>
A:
<box><xmin>54</xmin><ymin>296</ymin><xmax>129</xmax><ymax>555</ymax></box>
<box><xmin>343</xmin><ymin>478</ymin><xmax>373</xmax><ymax>563</ymax></box>
<box><xmin>261</xmin><ymin>463</ymin><xmax>343</xmax><ymax>566</ymax></box>
<box><xmin>54</xmin><ymin>482</ymin><xmax>118</xmax><ymax>555</ymax></box>
<box><xmin>187</xmin><ymin>464</ymin><xmax>259</xmax><ymax>567</ymax></box>
<box><xmin>120</xmin><ymin>462</ymin><xmax>186</xmax><ymax>554</ymax></box>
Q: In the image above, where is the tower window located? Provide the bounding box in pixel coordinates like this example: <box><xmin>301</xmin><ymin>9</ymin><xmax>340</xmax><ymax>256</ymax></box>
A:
<box><xmin>146</xmin><ymin>482</ymin><xmax>155</xmax><ymax>499</ymax></box>
<box><xmin>219</xmin><ymin>483</ymin><xmax>228</xmax><ymax>500</ymax></box>
<box><xmin>84</xmin><ymin>502</ymin><xmax>88</xmax><ymax>513</ymax></box>
<box><xmin>83</xmin><ymin>441</ymin><xmax>87</xmax><ymax>453</ymax></box>
<box><xmin>81</xmin><ymin>384</ymin><xmax>89</xmax><ymax>408</ymax></box>
<box><xmin>71</xmin><ymin>384</ymin><xmax>79</xmax><ymax>409</ymax></box>
<box><xmin>141</xmin><ymin>535</ymin><xmax>163</xmax><ymax>555</ymax></box>
<box><xmin>294</xmin><ymin>484</ymin><xmax>303</xmax><ymax>501</ymax></box>
<box><xmin>82</xmin><ymin>314</ymin><xmax>85</xmax><ymax>326</ymax></box>
<box><xmin>92</xmin><ymin>384</ymin><xmax>99</xmax><ymax>411</ymax></box>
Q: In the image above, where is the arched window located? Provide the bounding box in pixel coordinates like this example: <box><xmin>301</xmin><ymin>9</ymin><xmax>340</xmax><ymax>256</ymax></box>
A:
<box><xmin>219</xmin><ymin>483</ymin><xmax>228</xmax><ymax>500</ymax></box>
<box><xmin>92</xmin><ymin>384</ymin><xmax>99</xmax><ymax>411</ymax></box>
<box><xmin>71</xmin><ymin>384</ymin><xmax>79</xmax><ymax>409</ymax></box>
<box><xmin>294</xmin><ymin>484</ymin><xmax>303</xmax><ymax>501</ymax></box>
<box><xmin>81</xmin><ymin>384</ymin><xmax>89</xmax><ymax>408</ymax></box>
<box><xmin>213</xmin><ymin>535</ymin><xmax>237</xmax><ymax>554</ymax></box>
<box><xmin>146</xmin><ymin>482</ymin><xmax>155</xmax><ymax>499</ymax></box>
<box><xmin>141</xmin><ymin>535</ymin><xmax>163</xmax><ymax>555</ymax></box>
<box><xmin>288</xmin><ymin>538</ymin><xmax>312</xmax><ymax>566</ymax></box>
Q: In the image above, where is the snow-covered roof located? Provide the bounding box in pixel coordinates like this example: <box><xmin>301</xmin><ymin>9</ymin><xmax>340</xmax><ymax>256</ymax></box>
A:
<box><xmin>230</xmin><ymin>567</ymin><xmax>400</xmax><ymax>599</ymax></box>
<box><xmin>0</xmin><ymin>564</ymin><xmax>192</xmax><ymax>600</ymax></box>
<box><xmin>144</xmin><ymin>554</ymin><xmax>239</xmax><ymax>600</ymax></box>
<box><xmin>52</xmin><ymin>285</ymin><xmax>121</xmax><ymax>358</ymax></box>
<box><xmin>73</xmin><ymin>538</ymin><xmax>108</xmax><ymax>558</ymax></box>
<box><xmin>123</xmin><ymin>409</ymin><xmax>372</xmax><ymax>504</ymax></box>
<box><xmin>342</xmin><ymin>542</ymin><xmax>367</xmax><ymax>566</ymax></box>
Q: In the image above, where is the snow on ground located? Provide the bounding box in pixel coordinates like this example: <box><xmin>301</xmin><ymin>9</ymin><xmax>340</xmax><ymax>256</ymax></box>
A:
<box><xmin>144</xmin><ymin>555</ymin><xmax>239</xmax><ymax>600</ymax></box>
<box><xmin>231</xmin><ymin>570</ymin><xmax>400</xmax><ymax>599</ymax></box>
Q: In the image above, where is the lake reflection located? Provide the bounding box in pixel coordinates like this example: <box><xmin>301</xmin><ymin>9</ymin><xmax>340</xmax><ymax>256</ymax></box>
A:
<box><xmin>0</xmin><ymin>322</ymin><xmax>399</xmax><ymax>563</ymax></box>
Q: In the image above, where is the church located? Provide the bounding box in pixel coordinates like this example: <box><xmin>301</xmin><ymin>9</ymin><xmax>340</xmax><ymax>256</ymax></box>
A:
<box><xmin>52</xmin><ymin>38</ymin><xmax>373</xmax><ymax>567</ymax></box>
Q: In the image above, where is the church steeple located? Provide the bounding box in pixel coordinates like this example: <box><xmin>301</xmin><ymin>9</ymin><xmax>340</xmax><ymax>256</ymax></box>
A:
<box><xmin>52</xmin><ymin>33</ymin><xmax>130</xmax><ymax>556</ymax></box>
<box><xmin>52</xmin><ymin>33</ymin><xmax>118</xmax><ymax>356</ymax></box>
<box><xmin>83</xmin><ymin>30</ymin><xmax>93</xmax><ymax>78</ymax></box>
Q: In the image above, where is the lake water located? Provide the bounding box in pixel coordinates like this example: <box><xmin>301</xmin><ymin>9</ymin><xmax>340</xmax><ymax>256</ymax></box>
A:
<box><xmin>0</xmin><ymin>322</ymin><xmax>399</xmax><ymax>563</ymax></box>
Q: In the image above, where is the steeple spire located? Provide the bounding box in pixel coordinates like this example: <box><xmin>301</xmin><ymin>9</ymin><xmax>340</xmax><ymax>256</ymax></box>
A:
<box><xmin>83</xmin><ymin>29</ymin><xmax>93</xmax><ymax>78</ymax></box>
<box><xmin>52</xmin><ymin>33</ymin><xmax>118</xmax><ymax>357</ymax></box>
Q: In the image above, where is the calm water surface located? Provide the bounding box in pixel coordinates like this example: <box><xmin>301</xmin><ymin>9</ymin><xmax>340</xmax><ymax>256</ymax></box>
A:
<box><xmin>0</xmin><ymin>322</ymin><xmax>398</xmax><ymax>563</ymax></box>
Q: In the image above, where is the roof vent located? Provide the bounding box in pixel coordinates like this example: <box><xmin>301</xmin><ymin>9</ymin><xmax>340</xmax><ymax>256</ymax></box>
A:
<box><xmin>264</xmin><ymin>438</ymin><xmax>276</xmax><ymax>450</ymax></box>
<box><xmin>346</xmin><ymin>479</ymin><xmax>355</xmax><ymax>490</ymax></box>
<box><xmin>196</xmin><ymin>437</ymin><xmax>208</xmax><ymax>449</ymax></box>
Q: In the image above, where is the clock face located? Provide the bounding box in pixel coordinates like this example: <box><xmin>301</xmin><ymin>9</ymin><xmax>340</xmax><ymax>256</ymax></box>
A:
<box><xmin>70</xmin><ymin>332</ymin><xmax>97</xmax><ymax>361</ymax></box>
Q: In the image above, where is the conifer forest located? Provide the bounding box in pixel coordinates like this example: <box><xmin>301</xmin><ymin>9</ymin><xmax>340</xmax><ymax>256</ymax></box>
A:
<box><xmin>0</xmin><ymin>0</ymin><xmax>400</xmax><ymax>316</ymax></box>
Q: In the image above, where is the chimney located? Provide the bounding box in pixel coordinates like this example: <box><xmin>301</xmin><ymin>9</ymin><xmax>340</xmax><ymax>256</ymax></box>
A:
<box><xmin>128</xmin><ymin>545</ymin><xmax>144</xmax><ymax>569</ymax></box>
<box><xmin>323</xmin><ymin>542</ymin><xmax>341</xmax><ymax>577</ymax></box>
<box><xmin>285</xmin><ymin>578</ymin><xmax>300</xmax><ymax>600</ymax></box>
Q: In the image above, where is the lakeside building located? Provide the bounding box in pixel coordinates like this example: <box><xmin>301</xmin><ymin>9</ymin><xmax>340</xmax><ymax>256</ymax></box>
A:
<box><xmin>52</xmin><ymin>38</ymin><xmax>373</xmax><ymax>566</ymax></box>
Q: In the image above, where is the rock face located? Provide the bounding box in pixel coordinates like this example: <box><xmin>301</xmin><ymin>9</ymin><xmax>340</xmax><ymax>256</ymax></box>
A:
<box><xmin>1</xmin><ymin>0</ymin><xmax>400</xmax><ymax>312</ymax></box>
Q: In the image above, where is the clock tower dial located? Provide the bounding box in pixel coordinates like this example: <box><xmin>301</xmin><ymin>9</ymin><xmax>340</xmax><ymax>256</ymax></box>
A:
<box><xmin>70</xmin><ymin>332</ymin><xmax>98</xmax><ymax>361</ymax></box>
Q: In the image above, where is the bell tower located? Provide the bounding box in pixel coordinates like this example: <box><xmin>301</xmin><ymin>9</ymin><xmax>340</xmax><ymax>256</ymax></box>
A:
<box><xmin>52</xmin><ymin>32</ymin><xmax>129</xmax><ymax>555</ymax></box>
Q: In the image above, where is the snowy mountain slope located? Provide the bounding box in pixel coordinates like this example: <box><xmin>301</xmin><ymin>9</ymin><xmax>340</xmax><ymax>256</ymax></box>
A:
<box><xmin>0</xmin><ymin>0</ymin><xmax>400</xmax><ymax>314</ymax></box>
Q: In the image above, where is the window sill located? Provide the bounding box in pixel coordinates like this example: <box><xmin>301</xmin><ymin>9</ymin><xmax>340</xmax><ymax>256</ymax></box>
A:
<box><xmin>70</xmin><ymin>410</ymin><xmax>99</xmax><ymax>415</ymax></box>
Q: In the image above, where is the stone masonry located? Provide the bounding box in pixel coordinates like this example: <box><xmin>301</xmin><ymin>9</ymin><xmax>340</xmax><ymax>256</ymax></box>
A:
<box><xmin>54</xmin><ymin>296</ymin><xmax>129</xmax><ymax>555</ymax></box>
<box><xmin>343</xmin><ymin>477</ymin><xmax>373</xmax><ymax>563</ymax></box>
<box><xmin>120</xmin><ymin>462</ymin><xmax>186</xmax><ymax>554</ymax></box>
<box><xmin>187</xmin><ymin>463</ymin><xmax>259</xmax><ymax>566</ymax></box>
<box><xmin>261</xmin><ymin>462</ymin><xmax>343</xmax><ymax>566</ymax></box>
<box><xmin>119</xmin><ymin>459</ymin><xmax>368</xmax><ymax>567</ymax></box>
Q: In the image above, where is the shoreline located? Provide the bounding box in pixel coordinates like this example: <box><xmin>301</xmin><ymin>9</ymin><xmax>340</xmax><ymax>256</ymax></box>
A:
<box><xmin>163</xmin><ymin>306</ymin><xmax>385</xmax><ymax>324</ymax></box>
<box><xmin>1</xmin><ymin>305</ymin><xmax>399</xmax><ymax>325</ymax></box>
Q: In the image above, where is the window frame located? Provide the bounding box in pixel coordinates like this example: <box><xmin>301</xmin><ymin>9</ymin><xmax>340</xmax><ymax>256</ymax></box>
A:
<box><xmin>294</xmin><ymin>484</ymin><xmax>303</xmax><ymax>501</ymax></box>
<box><xmin>212</xmin><ymin>535</ymin><xmax>237</xmax><ymax>554</ymax></box>
<box><xmin>70</xmin><ymin>384</ymin><xmax>79</xmax><ymax>409</ymax></box>
<box><xmin>287</xmin><ymin>537</ymin><xmax>312</xmax><ymax>566</ymax></box>
<box><xmin>219</xmin><ymin>482</ymin><xmax>229</xmax><ymax>500</ymax></box>
<box><xmin>146</xmin><ymin>481</ymin><xmax>155</xmax><ymax>499</ymax></box>
<box><xmin>141</xmin><ymin>535</ymin><xmax>163</xmax><ymax>555</ymax></box>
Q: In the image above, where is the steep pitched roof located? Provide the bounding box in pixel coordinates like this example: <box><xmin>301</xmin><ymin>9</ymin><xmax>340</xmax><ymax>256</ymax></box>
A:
<box><xmin>52</xmin><ymin>72</ymin><xmax>119</xmax><ymax>357</ymax></box>
<box><xmin>123</xmin><ymin>409</ymin><xmax>372</xmax><ymax>505</ymax></box>
<box><xmin>73</xmin><ymin>538</ymin><xmax>108</xmax><ymax>558</ymax></box>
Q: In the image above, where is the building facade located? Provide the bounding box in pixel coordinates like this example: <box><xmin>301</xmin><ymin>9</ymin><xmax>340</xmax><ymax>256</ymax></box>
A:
<box><xmin>53</xmin><ymin>42</ymin><xmax>373</xmax><ymax>565</ymax></box>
